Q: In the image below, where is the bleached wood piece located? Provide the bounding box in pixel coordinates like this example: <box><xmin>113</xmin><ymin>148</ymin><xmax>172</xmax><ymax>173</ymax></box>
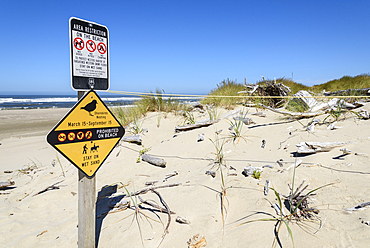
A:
<box><xmin>359</xmin><ymin>110</ymin><xmax>370</xmax><ymax>119</ymax></box>
<box><xmin>121</xmin><ymin>135</ymin><xmax>142</xmax><ymax>145</ymax></box>
<box><xmin>340</xmin><ymin>148</ymin><xmax>351</xmax><ymax>155</ymax></box>
<box><xmin>327</xmin><ymin>121</ymin><xmax>341</xmax><ymax>130</ymax></box>
<box><xmin>142</xmin><ymin>154</ymin><xmax>166</xmax><ymax>167</ymax></box>
<box><xmin>296</xmin><ymin>141</ymin><xmax>346</xmax><ymax>154</ymax></box>
<box><xmin>197</xmin><ymin>133</ymin><xmax>204</xmax><ymax>142</ymax></box>
<box><xmin>345</xmin><ymin>202</ymin><xmax>370</xmax><ymax>212</ymax></box>
<box><xmin>259</xmin><ymin>104</ymin><xmax>325</xmax><ymax>118</ymax></box>
<box><xmin>243</xmin><ymin>166</ymin><xmax>263</xmax><ymax>176</ymax></box>
<box><xmin>205</xmin><ymin>170</ymin><xmax>216</xmax><ymax>178</ymax></box>
<box><xmin>176</xmin><ymin>216</ymin><xmax>190</xmax><ymax>224</ymax></box>
<box><xmin>233</xmin><ymin>117</ymin><xmax>256</xmax><ymax>125</ymax></box>
<box><xmin>264</xmin><ymin>179</ymin><xmax>270</xmax><ymax>196</ymax></box>
<box><xmin>251</xmin><ymin>112</ymin><xmax>266</xmax><ymax>117</ymax></box>
<box><xmin>175</xmin><ymin>120</ymin><xmax>218</xmax><ymax>132</ymax></box>
<box><xmin>163</xmin><ymin>171</ymin><xmax>178</xmax><ymax>182</ymax></box>
<box><xmin>33</xmin><ymin>180</ymin><xmax>64</xmax><ymax>196</ymax></box>
<box><xmin>0</xmin><ymin>181</ymin><xmax>14</xmax><ymax>189</ymax></box>
<box><xmin>285</xmin><ymin>159</ymin><xmax>303</xmax><ymax>171</ymax></box>
<box><xmin>109</xmin><ymin>183</ymin><xmax>182</xmax><ymax>199</ymax></box>
<box><xmin>138</xmin><ymin>195</ymin><xmax>176</xmax><ymax>214</ymax></box>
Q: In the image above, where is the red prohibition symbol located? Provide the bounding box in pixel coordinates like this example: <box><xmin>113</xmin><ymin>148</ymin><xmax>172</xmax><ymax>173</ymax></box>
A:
<box><xmin>77</xmin><ymin>131</ymin><xmax>84</xmax><ymax>140</ymax></box>
<box><xmin>85</xmin><ymin>131</ymin><xmax>92</xmax><ymax>139</ymax></box>
<box><xmin>58</xmin><ymin>133</ymin><xmax>66</xmax><ymax>142</ymax></box>
<box><xmin>68</xmin><ymin>132</ymin><xmax>76</xmax><ymax>141</ymax></box>
<box><xmin>86</xmin><ymin>40</ymin><xmax>96</xmax><ymax>52</ymax></box>
<box><xmin>97</xmin><ymin>42</ymin><xmax>107</xmax><ymax>54</ymax></box>
<box><xmin>74</xmin><ymin>37</ymin><xmax>84</xmax><ymax>50</ymax></box>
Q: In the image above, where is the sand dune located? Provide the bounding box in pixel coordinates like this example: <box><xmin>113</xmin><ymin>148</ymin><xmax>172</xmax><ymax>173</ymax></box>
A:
<box><xmin>1</xmin><ymin>105</ymin><xmax>370</xmax><ymax>247</ymax></box>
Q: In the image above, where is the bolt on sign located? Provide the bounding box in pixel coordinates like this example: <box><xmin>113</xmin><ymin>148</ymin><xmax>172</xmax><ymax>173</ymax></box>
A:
<box><xmin>70</xmin><ymin>17</ymin><xmax>109</xmax><ymax>91</ymax></box>
<box><xmin>47</xmin><ymin>90</ymin><xmax>124</xmax><ymax>177</ymax></box>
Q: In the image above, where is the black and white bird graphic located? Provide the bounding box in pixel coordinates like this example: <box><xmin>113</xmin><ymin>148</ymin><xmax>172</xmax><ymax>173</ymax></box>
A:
<box><xmin>81</xmin><ymin>100</ymin><xmax>97</xmax><ymax>116</ymax></box>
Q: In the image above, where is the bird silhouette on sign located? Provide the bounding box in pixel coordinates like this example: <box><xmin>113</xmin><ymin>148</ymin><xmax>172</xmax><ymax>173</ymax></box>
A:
<box><xmin>81</xmin><ymin>100</ymin><xmax>97</xmax><ymax>116</ymax></box>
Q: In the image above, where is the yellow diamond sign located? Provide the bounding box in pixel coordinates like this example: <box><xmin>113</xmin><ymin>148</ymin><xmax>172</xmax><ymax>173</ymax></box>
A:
<box><xmin>47</xmin><ymin>90</ymin><xmax>125</xmax><ymax>177</ymax></box>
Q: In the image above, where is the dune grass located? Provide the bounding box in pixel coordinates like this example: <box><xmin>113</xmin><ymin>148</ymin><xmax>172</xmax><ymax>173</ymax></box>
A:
<box><xmin>111</xmin><ymin>89</ymin><xmax>188</xmax><ymax>127</ymax></box>
<box><xmin>112</xmin><ymin>74</ymin><xmax>370</xmax><ymax>125</ymax></box>
<box><xmin>311</xmin><ymin>74</ymin><xmax>370</xmax><ymax>93</ymax></box>
<box><xmin>201</xmin><ymin>79</ymin><xmax>245</xmax><ymax>109</ymax></box>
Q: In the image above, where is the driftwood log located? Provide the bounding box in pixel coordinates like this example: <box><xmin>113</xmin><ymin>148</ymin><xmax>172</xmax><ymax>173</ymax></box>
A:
<box><xmin>175</xmin><ymin>120</ymin><xmax>218</xmax><ymax>132</ymax></box>
<box><xmin>296</xmin><ymin>142</ymin><xmax>345</xmax><ymax>154</ymax></box>
<box><xmin>259</xmin><ymin>103</ymin><xmax>325</xmax><ymax>118</ymax></box>
<box><xmin>121</xmin><ymin>135</ymin><xmax>142</xmax><ymax>145</ymax></box>
<box><xmin>324</xmin><ymin>87</ymin><xmax>370</xmax><ymax>96</ymax></box>
<box><xmin>0</xmin><ymin>181</ymin><xmax>14</xmax><ymax>189</ymax></box>
<box><xmin>142</xmin><ymin>154</ymin><xmax>166</xmax><ymax>167</ymax></box>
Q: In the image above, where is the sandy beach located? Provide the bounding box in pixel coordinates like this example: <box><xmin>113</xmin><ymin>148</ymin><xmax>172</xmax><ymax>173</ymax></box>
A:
<box><xmin>1</xmin><ymin>104</ymin><xmax>370</xmax><ymax>248</ymax></box>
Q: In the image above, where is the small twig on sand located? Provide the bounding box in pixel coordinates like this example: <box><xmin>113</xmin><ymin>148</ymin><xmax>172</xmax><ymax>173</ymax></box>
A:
<box><xmin>33</xmin><ymin>180</ymin><xmax>64</xmax><ymax>196</ymax></box>
<box><xmin>111</xmin><ymin>183</ymin><xmax>182</xmax><ymax>199</ymax></box>
<box><xmin>151</xmin><ymin>189</ymin><xmax>171</xmax><ymax>248</ymax></box>
<box><xmin>0</xmin><ymin>181</ymin><xmax>14</xmax><ymax>189</ymax></box>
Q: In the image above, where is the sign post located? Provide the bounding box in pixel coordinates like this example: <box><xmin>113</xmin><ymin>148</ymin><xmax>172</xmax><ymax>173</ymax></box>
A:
<box><xmin>47</xmin><ymin>17</ymin><xmax>120</xmax><ymax>247</ymax></box>
<box><xmin>78</xmin><ymin>90</ymin><xmax>95</xmax><ymax>248</ymax></box>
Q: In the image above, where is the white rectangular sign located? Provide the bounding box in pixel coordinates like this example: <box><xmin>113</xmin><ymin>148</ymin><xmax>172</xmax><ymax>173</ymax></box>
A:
<box><xmin>70</xmin><ymin>17</ymin><xmax>109</xmax><ymax>91</ymax></box>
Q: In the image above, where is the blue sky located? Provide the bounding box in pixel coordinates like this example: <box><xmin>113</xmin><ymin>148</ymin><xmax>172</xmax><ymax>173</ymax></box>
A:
<box><xmin>1</xmin><ymin>0</ymin><xmax>369</xmax><ymax>95</ymax></box>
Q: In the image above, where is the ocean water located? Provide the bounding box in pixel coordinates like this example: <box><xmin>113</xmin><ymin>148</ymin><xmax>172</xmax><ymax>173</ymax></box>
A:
<box><xmin>0</xmin><ymin>94</ymin><xmax>142</xmax><ymax>110</ymax></box>
<box><xmin>0</xmin><ymin>94</ymin><xmax>201</xmax><ymax>110</ymax></box>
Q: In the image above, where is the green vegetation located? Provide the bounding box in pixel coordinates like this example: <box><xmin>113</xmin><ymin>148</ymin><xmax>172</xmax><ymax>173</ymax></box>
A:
<box><xmin>233</xmin><ymin>165</ymin><xmax>336</xmax><ymax>248</ymax></box>
<box><xmin>112</xmin><ymin>74</ymin><xmax>370</xmax><ymax>124</ymax></box>
<box><xmin>201</xmin><ymin>79</ymin><xmax>245</xmax><ymax>109</ymax></box>
<box><xmin>111</xmin><ymin>89</ymin><xmax>188</xmax><ymax>127</ymax></box>
<box><xmin>252</xmin><ymin>170</ymin><xmax>262</xmax><ymax>179</ymax></box>
<box><xmin>312</xmin><ymin>74</ymin><xmax>370</xmax><ymax>93</ymax></box>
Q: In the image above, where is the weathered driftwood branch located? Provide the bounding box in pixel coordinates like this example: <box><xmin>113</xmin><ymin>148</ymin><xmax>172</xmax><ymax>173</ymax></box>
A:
<box><xmin>121</xmin><ymin>135</ymin><xmax>142</xmax><ymax>145</ymax></box>
<box><xmin>345</xmin><ymin>202</ymin><xmax>370</xmax><ymax>212</ymax></box>
<box><xmin>111</xmin><ymin>183</ymin><xmax>182</xmax><ymax>199</ymax></box>
<box><xmin>259</xmin><ymin>103</ymin><xmax>325</xmax><ymax>118</ymax></box>
<box><xmin>163</xmin><ymin>171</ymin><xmax>178</xmax><ymax>182</ymax></box>
<box><xmin>296</xmin><ymin>142</ymin><xmax>345</xmax><ymax>154</ymax></box>
<box><xmin>151</xmin><ymin>189</ymin><xmax>171</xmax><ymax>248</ymax></box>
<box><xmin>0</xmin><ymin>181</ymin><xmax>14</xmax><ymax>189</ymax></box>
<box><xmin>284</xmin><ymin>159</ymin><xmax>303</xmax><ymax>171</ymax></box>
<box><xmin>324</xmin><ymin>87</ymin><xmax>370</xmax><ymax>96</ymax></box>
<box><xmin>33</xmin><ymin>180</ymin><xmax>64</xmax><ymax>196</ymax></box>
<box><xmin>175</xmin><ymin>120</ymin><xmax>218</xmax><ymax>132</ymax></box>
<box><xmin>138</xmin><ymin>195</ymin><xmax>176</xmax><ymax>215</ymax></box>
<box><xmin>142</xmin><ymin>154</ymin><xmax>166</xmax><ymax>167</ymax></box>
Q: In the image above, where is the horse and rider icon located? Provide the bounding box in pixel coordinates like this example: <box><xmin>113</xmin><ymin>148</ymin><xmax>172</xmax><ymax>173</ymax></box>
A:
<box><xmin>82</xmin><ymin>142</ymin><xmax>99</xmax><ymax>154</ymax></box>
